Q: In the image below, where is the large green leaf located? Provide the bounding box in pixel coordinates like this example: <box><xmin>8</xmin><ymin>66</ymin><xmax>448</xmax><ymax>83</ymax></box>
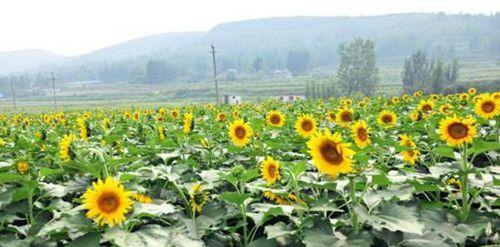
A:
<box><xmin>356</xmin><ymin>202</ymin><xmax>425</xmax><ymax>235</ymax></box>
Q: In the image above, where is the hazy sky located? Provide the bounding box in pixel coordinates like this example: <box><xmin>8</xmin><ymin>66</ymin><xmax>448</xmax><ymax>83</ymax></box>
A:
<box><xmin>0</xmin><ymin>0</ymin><xmax>498</xmax><ymax>56</ymax></box>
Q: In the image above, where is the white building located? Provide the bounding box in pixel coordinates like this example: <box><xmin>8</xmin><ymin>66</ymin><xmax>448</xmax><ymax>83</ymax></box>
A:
<box><xmin>278</xmin><ymin>95</ymin><xmax>305</xmax><ymax>103</ymax></box>
<box><xmin>224</xmin><ymin>95</ymin><xmax>242</xmax><ymax>105</ymax></box>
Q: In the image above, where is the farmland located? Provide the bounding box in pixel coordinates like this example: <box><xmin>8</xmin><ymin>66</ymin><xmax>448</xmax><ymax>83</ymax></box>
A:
<box><xmin>0</xmin><ymin>90</ymin><xmax>499</xmax><ymax>246</ymax></box>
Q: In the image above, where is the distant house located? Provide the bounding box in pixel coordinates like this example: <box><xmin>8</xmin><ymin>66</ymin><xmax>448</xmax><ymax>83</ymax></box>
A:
<box><xmin>224</xmin><ymin>95</ymin><xmax>242</xmax><ymax>105</ymax></box>
<box><xmin>278</xmin><ymin>94</ymin><xmax>305</xmax><ymax>103</ymax></box>
<box><xmin>272</xmin><ymin>69</ymin><xmax>293</xmax><ymax>79</ymax></box>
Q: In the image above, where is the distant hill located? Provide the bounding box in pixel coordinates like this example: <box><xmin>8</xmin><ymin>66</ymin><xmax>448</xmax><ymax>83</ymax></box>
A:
<box><xmin>0</xmin><ymin>49</ymin><xmax>65</xmax><ymax>74</ymax></box>
<box><xmin>1</xmin><ymin>13</ymin><xmax>500</xmax><ymax>84</ymax></box>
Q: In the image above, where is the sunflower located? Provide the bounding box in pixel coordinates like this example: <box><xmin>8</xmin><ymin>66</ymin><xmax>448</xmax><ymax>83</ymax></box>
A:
<box><xmin>468</xmin><ymin>88</ymin><xmax>477</xmax><ymax>95</ymax></box>
<box><xmin>418</xmin><ymin>100</ymin><xmax>434</xmax><ymax>114</ymax></box>
<box><xmin>132</xmin><ymin>111</ymin><xmax>140</xmax><ymax>121</ymax></box>
<box><xmin>326</xmin><ymin>111</ymin><xmax>336</xmax><ymax>122</ymax></box>
<box><xmin>266</xmin><ymin>111</ymin><xmax>285</xmax><ymax>127</ymax></box>
<box><xmin>351</xmin><ymin>120</ymin><xmax>371</xmax><ymax>148</ymax></box>
<box><xmin>102</xmin><ymin>118</ymin><xmax>111</xmax><ymax>131</ymax></box>
<box><xmin>77</xmin><ymin>117</ymin><xmax>89</xmax><ymax>141</ymax></box>
<box><xmin>157</xmin><ymin>126</ymin><xmax>166</xmax><ymax>140</ymax></box>
<box><xmin>439</xmin><ymin>115</ymin><xmax>477</xmax><ymax>147</ymax></box>
<box><xmin>399</xmin><ymin>135</ymin><xmax>419</xmax><ymax>165</ymax></box>
<box><xmin>228</xmin><ymin>119</ymin><xmax>253</xmax><ymax>147</ymax></box>
<box><xmin>295</xmin><ymin>115</ymin><xmax>317</xmax><ymax>138</ymax></box>
<box><xmin>82</xmin><ymin>177</ymin><xmax>132</xmax><ymax>227</ymax></box>
<box><xmin>307</xmin><ymin>129</ymin><xmax>355</xmax><ymax>178</ymax></box>
<box><xmin>409</xmin><ymin>110</ymin><xmax>420</xmax><ymax>121</ymax></box>
<box><xmin>16</xmin><ymin>160</ymin><xmax>29</xmax><ymax>174</ymax></box>
<box><xmin>336</xmin><ymin>108</ymin><xmax>354</xmax><ymax>127</ymax></box>
<box><xmin>183</xmin><ymin>113</ymin><xmax>194</xmax><ymax>133</ymax></box>
<box><xmin>263</xmin><ymin>191</ymin><xmax>287</xmax><ymax>205</ymax></box>
<box><xmin>440</xmin><ymin>103</ymin><xmax>453</xmax><ymax>114</ymax></box>
<box><xmin>189</xmin><ymin>183</ymin><xmax>208</xmax><ymax>213</ymax></box>
<box><xmin>402</xmin><ymin>149</ymin><xmax>419</xmax><ymax>165</ymax></box>
<box><xmin>217</xmin><ymin>112</ymin><xmax>226</xmax><ymax>122</ymax></box>
<box><xmin>377</xmin><ymin>110</ymin><xmax>397</xmax><ymax>128</ymax></box>
<box><xmin>474</xmin><ymin>94</ymin><xmax>499</xmax><ymax>119</ymax></box>
<box><xmin>59</xmin><ymin>134</ymin><xmax>75</xmax><ymax>161</ymax></box>
<box><xmin>130</xmin><ymin>193</ymin><xmax>153</xmax><ymax>204</ymax></box>
<box><xmin>0</xmin><ymin>138</ymin><xmax>4</xmax><ymax>147</ymax></box>
<box><xmin>260</xmin><ymin>157</ymin><xmax>281</xmax><ymax>184</ymax></box>
<box><xmin>170</xmin><ymin>109</ymin><xmax>179</xmax><ymax>119</ymax></box>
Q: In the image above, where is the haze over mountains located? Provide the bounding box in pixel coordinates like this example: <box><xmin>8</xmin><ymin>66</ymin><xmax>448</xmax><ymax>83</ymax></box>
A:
<box><xmin>1</xmin><ymin>12</ymin><xmax>499</xmax><ymax>83</ymax></box>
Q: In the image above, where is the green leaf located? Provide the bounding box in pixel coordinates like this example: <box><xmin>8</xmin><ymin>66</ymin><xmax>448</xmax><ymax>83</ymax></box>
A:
<box><xmin>469</xmin><ymin>139</ymin><xmax>500</xmax><ymax>156</ymax></box>
<box><xmin>219</xmin><ymin>192</ymin><xmax>252</xmax><ymax>205</ymax></box>
<box><xmin>66</xmin><ymin>232</ymin><xmax>101</xmax><ymax>247</ymax></box>
<box><xmin>0</xmin><ymin>173</ymin><xmax>27</xmax><ymax>184</ymax></box>
<box><xmin>264</xmin><ymin>222</ymin><xmax>295</xmax><ymax>239</ymax></box>
<box><xmin>302</xmin><ymin>217</ymin><xmax>337</xmax><ymax>247</ymax></box>
<box><xmin>132</xmin><ymin>202</ymin><xmax>177</xmax><ymax>218</ymax></box>
<box><xmin>357</xmin><ymin>202</ymin><xmax>425</xmax><ymax>235</ymax></box>
<box><xmin>433</xmin><ymin>146</ymin><xmax>456</xmax><ymax>159</ymax></box>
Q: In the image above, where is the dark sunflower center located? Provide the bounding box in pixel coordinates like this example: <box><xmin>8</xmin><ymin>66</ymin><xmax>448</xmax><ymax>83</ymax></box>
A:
<box><xmin>219</xmin><ymin>114</ymin><xmax>226</xmax><ymax>120</ymax></box>
<box><xmin>301</xmin><ymin>120</ymin><xmax>313</xmax><ymax>131</ymax></box>
<box><xmin>448</xmin><ymin>122</ymin><xmax>468</xmax><ymax>139</ymax></box>
<box><xmin>357</xmin><ymin>128</ymin><xmax>368</xmax><ymax>141</ymax></box>
<box><xmin>235</xmin><ymin>126</ymin><xmax>246</xmax><ymax>139</ymax></box>
<box><xmin>442</xmin><ymin>106</ymin><xmax>450</xmax><ymax>113</ymax></box>
<box><xmin>267</xmin><ymin>164</ymin><xmax>277</xmax><ymax>177</ymax></box>
<box><xmin>194</xmin><ymin>193</ymin><xmax>205</xmax><ymax>204</ymax></box>
<box><xmin>98</xmin><ymin>192</ymin><xmax>120</xmax><ymax>214</ymax></box>
<box><xmin>407</xmin><ymin>150</ymin><xmax>415</xmax><ymax>157</ymax></box>
<box><xmin>382</xmin><ymin>115</ymin><xmax>393</xmax><ymax>123</ymax></box>
<box><xmin>329</xmin><ymin>113</ymin><xmax>335</xmax><ymax>119</ymax></box>
<box><xmin>270</xmin><ymin>114</ymin><xmax>281</xmax><ymax>124</ymax></box>
<box><xmin>481</xmin><ymin>101</ymin><xmax>495</xmax><ymax>113</ymax></box>
<box><xmin>172</xmin><ymin>112</ymin><xmax>178</xmax><ymax>117</ymax></box>
<box><xmin>320</xmin><ymin>141</ymin><xmax>343</xmax><ymax>165</ymax></box>
<box><xmin>341</xmin><ymin>112</ymin><xmax>353</xmax><ymax>122</ymax></box>
<box><xmin>422</xmin><ymin>104</ymin><xmax>432</xmax><ymax>113</ymax></box>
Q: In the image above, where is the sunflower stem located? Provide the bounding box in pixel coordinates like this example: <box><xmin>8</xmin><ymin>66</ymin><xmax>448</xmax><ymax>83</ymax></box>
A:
<box><xmin>460</xmin><ymin>146</ymin><xmax>470</xmax><ymax>223</ymax></box>
<box><xmin>27</xmin><ymin>185</ymin><xmax>35</xmax><ymax>226</ymax></box>
<box><xmin>348</xmin><ymin>176</ymin><xmax>359</xmax><ymax>233</ymax></box>
<box><xmin>171</xmin><ymin>180</ymin><xmax>193</xmax><ymax>218</ymax></box>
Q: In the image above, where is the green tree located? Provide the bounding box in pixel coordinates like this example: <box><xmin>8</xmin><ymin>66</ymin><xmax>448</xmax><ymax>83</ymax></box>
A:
<box><xmin>252</xmin><ymin>56</ymin><xmax>263</xmax><ymax>73</ymax></box>
<box><xmin>402</xmin><ymin>50</ymin><xmax>432</xmax><ymax>93</ymax></box>
<box><xmin>430</xmin><ymin>59</ymin><xmax>446</xmax><ymax>93</ymax></box>
<box><xmin>286</xmin><ymin>49</ymin><xmax>310</xmax><ymax>75</ymax></box>
<box><xmin>337</xmin><ymin>38</ymin><xmax>379</xmax><ymax>96</ymax></box>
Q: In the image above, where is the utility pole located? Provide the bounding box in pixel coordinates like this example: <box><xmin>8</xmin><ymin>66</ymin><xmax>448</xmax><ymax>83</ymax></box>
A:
<box><xmin>9</xmin><ymin>79</ymin><xmax>16</xmax><ymax>110</ymax></box>
<box><xmin>51</xmin><ymin>72</ymin><xmax>58</xmax><ymax>111</ymax></box>
<box><xmin>210</xmin><ymin>45</ymin><xmax>220</xmax><ymax>104</ymax></box>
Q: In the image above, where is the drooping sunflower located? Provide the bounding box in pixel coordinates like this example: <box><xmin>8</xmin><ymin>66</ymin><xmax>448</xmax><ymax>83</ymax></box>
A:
<box><xmin>418</xmin><ymin>100</ymin><xmax>434</xmax><ymax>115</ymax></box>
<box><xmin>439</xmin><ymin>115</ymin><xmax>477</xmax><ymax>147</ymax></box>
<box><xmin>440</xmin><ymin>103</ymin><xmax>453</xmax><ymax>114</ymax></box>
<box><xmin>307</xmin><ymin>129</ymin><xmax>355</xmax><ymax>178</ymax></box>
<box><xmin>377</xmin><ymin>110</ymin><xmax>397</xmax><ymax>128</ymax></box>
<box><xmin>130</xmin><ymin>192</ymin><xmax>153</xmax><ymax>204</ymax></box>
<box><xmin>59</xmin><ymin>134</ymin><xmax>74</xmax><ymax>162</ymax></box>
<box><xmin>228</xmin><ymin>119</ymin><xmax>253</xmax><ymax>147</ymax></box>
<box><xmin>189</xmin><ymin>183</ymin><xmax>208</xmax><ymax>213</ymax></box>
<box><xmin>351</xmin><ymin>120</ymin><xmax>371</xmax><ymax>148</ymax></box>
<box><xmin>295</xmin><ymin>115</ymin><xmax>317</xmax><ymax>138</ymax></box>
<box><xmin>336</xmin><ymin>108</ymin><xmax>354</xmax><ymax>127</ymax></box>
<box><xmin>16</xmin><ymin>160</ymin><xmax>29</xmax><ymax>174</ymax></box>
<box><xmin>183</xmin><ymin>113</ymin><xmax>194</xmax><ymax>133</ymax></box>
<box><xmin>82</xmin><ymin>177</ymin><xmax>132</xmax><ymax>227</ymax></box>
<box><xmin>260</xmin><ymin>157</ymin><xmax>281</xmax><ymax>184</ymax></box>
<box><xmin>266</xmin><ymin>111</ymin><xmax>285</xmax><ymax>127</ymax></box>
<box><xmin>474</xmin><ymin>94</ymin><xmax>499</xmax><ymax>119</ymax></box>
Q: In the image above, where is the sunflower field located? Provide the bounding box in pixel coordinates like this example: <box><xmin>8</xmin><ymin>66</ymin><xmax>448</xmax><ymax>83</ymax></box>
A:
<box><xmin>0</xmin><ymin>90</ymin><xmax>499</xmax><ymax>247</ymax></box>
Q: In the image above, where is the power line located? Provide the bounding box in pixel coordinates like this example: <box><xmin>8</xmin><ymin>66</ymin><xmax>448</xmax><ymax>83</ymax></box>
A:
<box><xmin>210</xmin><ymin>45</ymin><xmax>220</xmax><ymax>104</ymax></box>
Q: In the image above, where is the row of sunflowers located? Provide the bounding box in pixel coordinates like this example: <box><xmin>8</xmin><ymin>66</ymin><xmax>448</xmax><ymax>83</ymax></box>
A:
<box><xmin>0</xmin><ymin>89</ymin><xmax>499</xmax><ymax>246</ymax></box>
